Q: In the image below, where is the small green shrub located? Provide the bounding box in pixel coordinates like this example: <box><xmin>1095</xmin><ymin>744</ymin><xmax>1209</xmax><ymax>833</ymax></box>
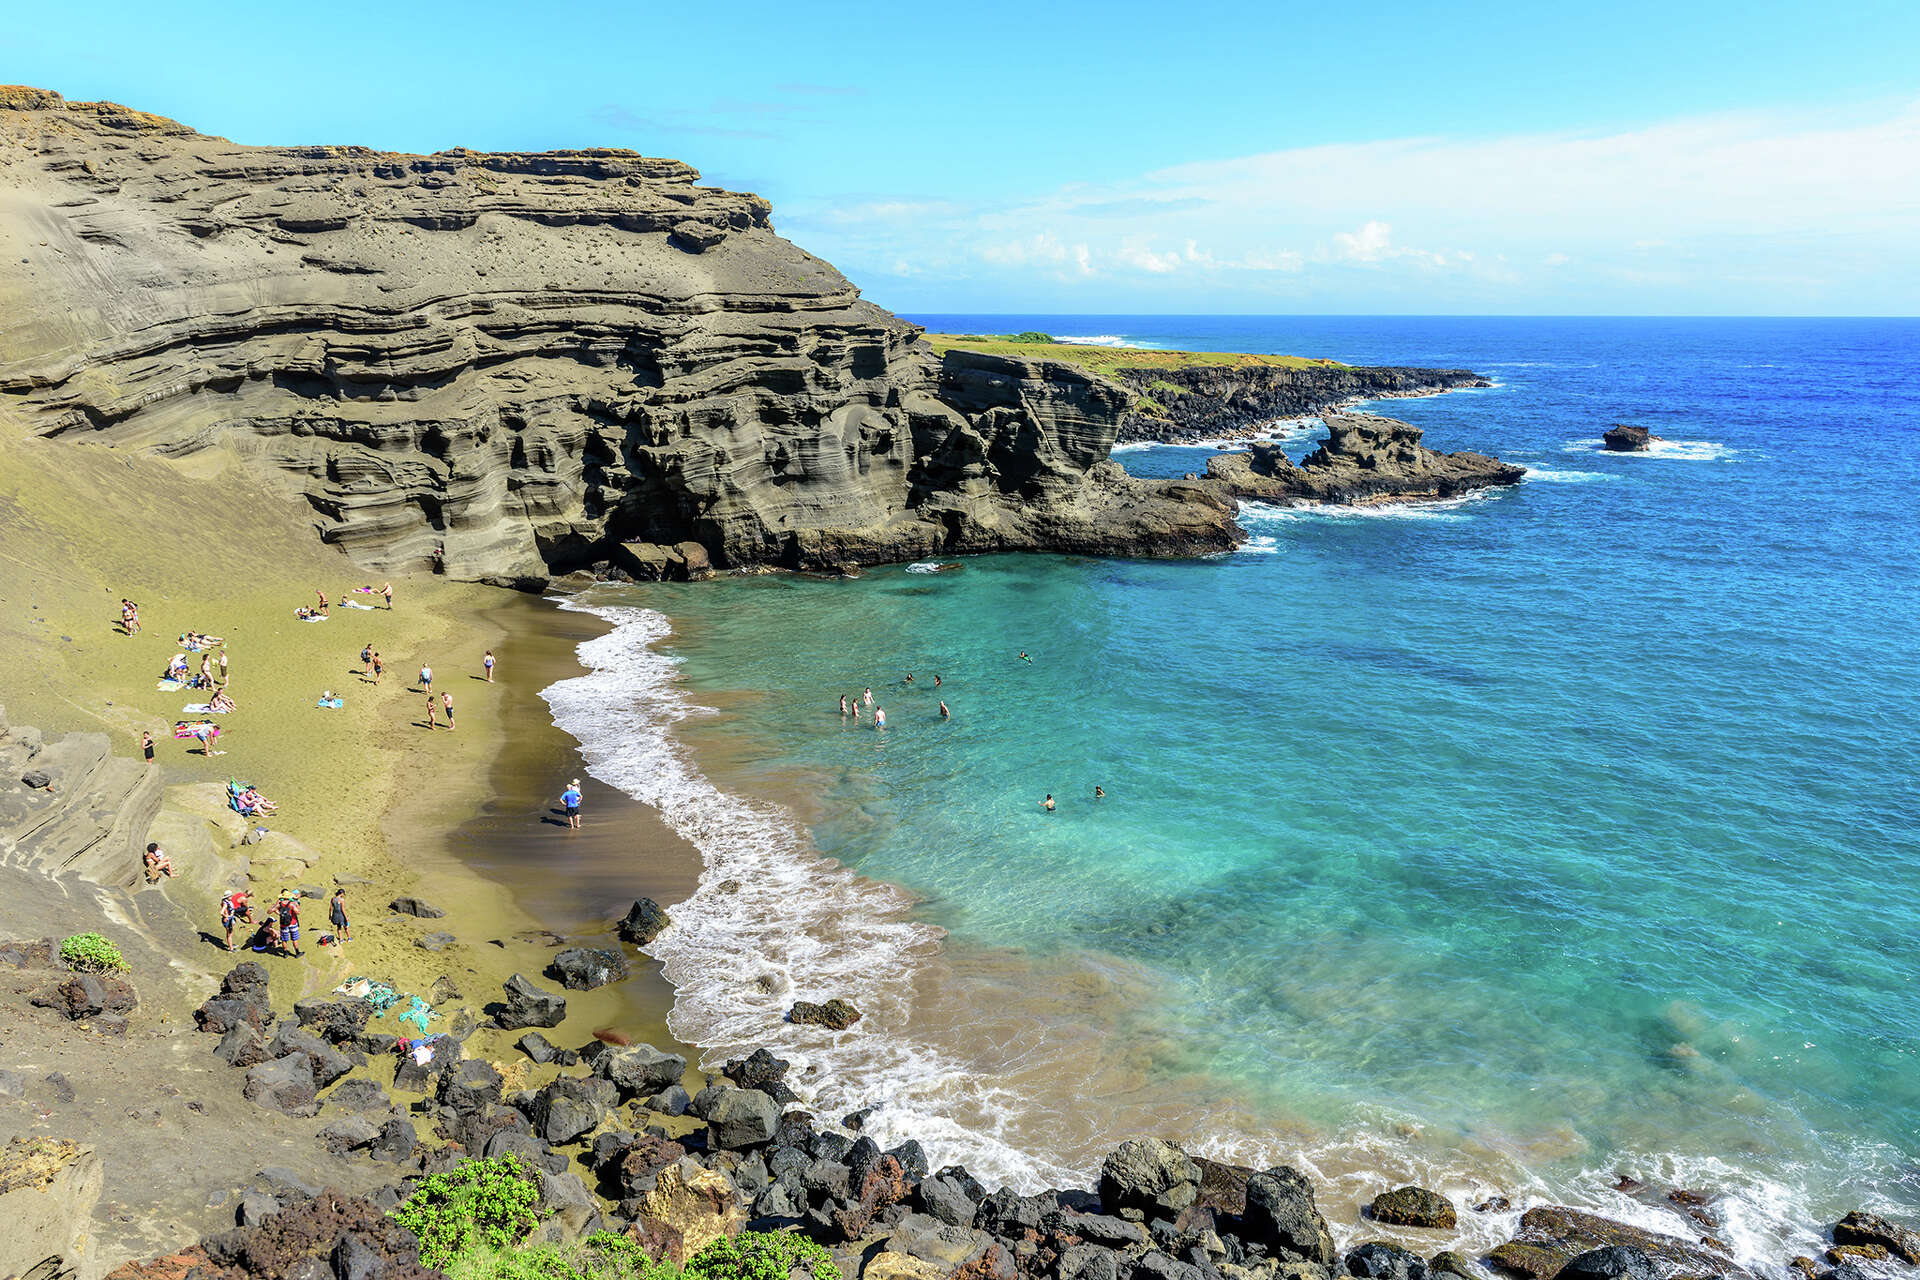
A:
<box><xmin>685</xmin><ymin>1232</ymin><xmax>838</xmax><ymax>1280</ymax></box>
<box><xmin>1005</xmin><ymin>331</ymin><xmax>1053</xmax><ymax>343</ymax></box>
<box><xmin>391</xmin><ymin>1155</ymin><xmax>544</xmax><ymax>1267</ymax></box>
<box><xmin>444</xmin><ymin>1233</ymin><xmax>681</xmax><ymax>1280</ymax></box>
<box><xmin>59</xmin><ymin>932</ymin><xmax>127</xmax><ymax>973</ymax></box>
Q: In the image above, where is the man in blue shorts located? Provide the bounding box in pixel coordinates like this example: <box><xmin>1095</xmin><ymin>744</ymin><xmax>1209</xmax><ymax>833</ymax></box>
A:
<box><xmin>561</xmin><ymin>779</ymin><xmax>582</xmax><ymax>829</ymax></box>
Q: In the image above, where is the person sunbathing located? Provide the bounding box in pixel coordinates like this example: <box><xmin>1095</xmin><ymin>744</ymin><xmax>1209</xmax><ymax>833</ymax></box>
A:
<box><xmin>238</xmin><ymin>787</ymin><xmax>277</xmax><ymax>814</ymax></box>
<box><xmin>209</xmin><ymin>689</ymin><xmax>236</xmax><ymax>713</ymax></box>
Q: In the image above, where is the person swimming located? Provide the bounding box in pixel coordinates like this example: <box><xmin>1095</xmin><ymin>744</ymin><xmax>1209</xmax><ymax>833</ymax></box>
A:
<box><xmin>904</xmin><ymin>673</ymin><xmax>914</xmax><ymax>684</ymax></box>
<box><xmin>1019</xmin><ymin>651</ymin><xmax>1032</xmax><ymax>664</ymax></box>
<box><xmin>1041</xmin><ymin>794</ymin><xmax>1055</xmax><ymax>811</ymax></box>
<box><xmin>874</xmin><ymin>708</ymin><xmax>887</xmax><ymax>729</ymax></box>
<box><xmin>1094</xmin><ymin>785</ymin><xmax>1106</xmax><ymax>798</ymax></box>
<box><xmin>939</xmin><ymin>700</ymin><xmax>950</xmax><ymax>719</ymax></box>
<box><xmin>863</xmin><ymin>687</ymin><xmax>873</xmax><ymax>705</ymax></box>
<box><xmin>933</xmin><ymin>674</ymin><xmax>942</xmax><ymax>687</ymax></box>
<box><xmin>839</xmin><ymin>694</ymin><xmax>849</xmax><ymax>716</ymax></box>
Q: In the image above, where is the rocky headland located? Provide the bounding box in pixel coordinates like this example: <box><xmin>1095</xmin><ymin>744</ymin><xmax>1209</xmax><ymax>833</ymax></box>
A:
<box><xmin>0</xmin><ymin>87</ymin><xmax>1238</xmax><ymax>586</ymax></box>
<box><xmin>1109</xmin><ymin>365</ymin><xmax>1491</xmax><ymax>445</ymax></box>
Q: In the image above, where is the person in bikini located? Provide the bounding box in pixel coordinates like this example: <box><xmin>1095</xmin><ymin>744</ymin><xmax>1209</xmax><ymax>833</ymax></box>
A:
<box><xmin>424</xmin><ymin>694</ymin><xmax>438</xmax><ymax>730</ymax></box>
<box><xmin>939</xmin><ymin>700</ymin><xmax>950</xmax><ymax>719</ymax></box>
<box><xmin>143</xmin><ymin>842</ymin><xmax>175</xmax><ymax>882</ymax></box>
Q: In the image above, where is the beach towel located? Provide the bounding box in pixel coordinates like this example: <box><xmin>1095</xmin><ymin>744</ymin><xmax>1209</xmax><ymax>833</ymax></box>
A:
<box><xmin>182</xmin><ymin>703</ymin><xmax>232</xmax><ymax>715</ymax></box>
<box><xmin>175</xmin><ymin>720</ymin><xmax>219</xmax><ymax>739</ymax></box>
<box><xmin>157</xmin><ymin>679</ymin><xmax>185</xmax><ymax>691</ymax></box>
<box><xmin>301</xmin><ymin>614</ymin><xmax>330</xmax><ymax>623</ymax></box>
<box><xmin>316</xmin><ymin>697</ymin><xmax>343</xmax><ymax>709</ymax></box>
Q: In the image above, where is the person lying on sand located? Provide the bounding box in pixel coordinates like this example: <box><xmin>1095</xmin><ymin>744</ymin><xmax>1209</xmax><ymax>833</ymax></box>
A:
<box><xmin>237</xmin><ymin>786</ymin><xmax>276</xmax><ymax>814</ymax></box>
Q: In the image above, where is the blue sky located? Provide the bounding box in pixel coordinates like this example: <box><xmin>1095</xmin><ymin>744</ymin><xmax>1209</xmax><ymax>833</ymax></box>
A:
<box><xmin>13</xmin><ymin>0</ymin><xmax>1920</xmax><ymax>314</ymax></box>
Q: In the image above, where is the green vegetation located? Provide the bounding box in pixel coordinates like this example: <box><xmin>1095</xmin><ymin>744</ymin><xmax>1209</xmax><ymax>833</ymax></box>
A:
<box><xmin>440</xmin><ymin>1230</ymin><xmax>840</xmax><ymax>1280</ymax></box>
<box><xmin>924</xmin><ymin>333</ymin><xmax>1346</xmax><ymax>379</ymax></box>
<box><xmin>1006</xmin><ymin>331</ymin><xmax>1054</xmax><ymax>343</ymax></box>
<box><xmin>685</xmin><ymin>1232</ymin><xmax>837</xmax><ymax>1280</ymax></box>
<box><xmin>392</xmin><ymin>1155</ymin><xmax>545</xmax><ymax>1266</ymax></box>
<box><xmin>59</xmin><ymin>932</ymin><xmax>127</xmax><ymax>973</ymax></box>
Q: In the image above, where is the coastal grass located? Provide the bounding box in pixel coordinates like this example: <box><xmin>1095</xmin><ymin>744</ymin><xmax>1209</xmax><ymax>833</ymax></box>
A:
<box><xmin>923</xmin><ymin>333</ymin><xmax>1347</xmax><ymax>377</ymax></box>
<box><xmin>436</xmin><ymin>1229</ymin><xmax>839</xmax><ymax>1280</ymax></box>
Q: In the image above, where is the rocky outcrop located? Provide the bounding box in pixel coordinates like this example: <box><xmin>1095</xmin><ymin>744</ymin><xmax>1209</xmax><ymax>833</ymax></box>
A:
<box><xmin>1602</xmin><ymin>424</ymin><xmax>1656</xmax><ymax>452</ymax></box>
<box><xmin>0</xmin><ymin>704</ymin><xmax>161</xmax><ymax>887</ymax></box>
<box><xmin>1112</xmin><ymin>364</ymin><xmax>1490</xmax><ymax>444</ymax></box>
<box><xmin>0</xmin><ymin>1137</ymin><xmax>104</xmax><ymax>1280</ymax></box>
<box><xmin>1370</xmin><ymin>1186</ymin><xmax>1458</xmax><ymax>1230</ymax></box>
<box><xmin>1487</xmin><ymin>1205</ymin><xmax>1742</xmax><ymax>1280</ymax></box>
<box><xmin>0</xmin><ymin>89</ymin><xmax>1237</xmax><ymax>584</ymax></box>
<box><xmin>789</xmin><ymin>997</ymin><xmax>863</xmax><ymax>1029</ymax></box>
<box><xmin>1207</xmin><ymin>413</ymin><xmax>1524</xmax><ymax>507</ymax></box>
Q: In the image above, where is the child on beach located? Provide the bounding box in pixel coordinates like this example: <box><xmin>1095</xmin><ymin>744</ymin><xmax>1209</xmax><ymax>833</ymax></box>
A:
<box><xmin>442</xmin><ymin>691</ymin><xmax>454</xmax><ymax>731</ymax></box>
<box><xmin>329</xmin><ymin>889</ymin><xmax>350</xmax><ymax>943</ymax></box>
<box><xmin>483</xmin><ymin>651</ymin><xmax>494</xmax><ymax>683</ymax></box>
<box><xmin>217</xmin><ymin>649</ymin><xmax>228</xmax><ymax>681</ymax></box>
<box><xmin>561</xmin><ymin>779</ymin><xmax>582</xmax><ymax>829</ymax></box>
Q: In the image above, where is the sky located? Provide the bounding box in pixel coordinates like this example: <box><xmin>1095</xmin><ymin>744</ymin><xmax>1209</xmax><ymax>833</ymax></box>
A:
<box><xmin>10</xmin><ymin>0</ymin><xmax>1920</xmax><ymax>314</ymax></box>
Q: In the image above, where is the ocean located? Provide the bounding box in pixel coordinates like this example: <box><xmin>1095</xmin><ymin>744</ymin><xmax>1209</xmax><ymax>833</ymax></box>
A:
<box><xmin>541</xmin><ymin>316</ymin><xmax>1920</xmax><ymax>1267</ymax></box>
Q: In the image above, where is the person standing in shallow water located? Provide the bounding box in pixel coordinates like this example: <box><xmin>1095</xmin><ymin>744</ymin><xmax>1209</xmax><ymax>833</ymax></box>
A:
<box><xmin>874</xmin><ymin>707</ymin><xmax>886</xmax><ymax>729</ymax></box>
<box><xmin>1041</xmin><ymin>794</ymin><xmax>1055</xmax><ymax>811</ymax></box>
<box><xmin>863</xmin><ymin>687</ymin><xmax>873</xmax><ymax>706</ymax></box>
<box><xmin>839</xmin><ymin>694</ymin><xmax>848</xmax><ymax>716</ymax></box>
<box><xmin>561</xmin><ymin>779</ymin><xmax>582</xmax><ymax>829</ymax></box>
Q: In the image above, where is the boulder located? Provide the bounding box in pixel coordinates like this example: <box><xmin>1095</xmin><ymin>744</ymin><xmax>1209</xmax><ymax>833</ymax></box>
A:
<box><xmin>646</xmin><ymin>1084</ymin><xmax>692</xmax><ymax>1116</ymax></box>
<box><xmin>414</xmin><ymin>932</ymin><xmax>456</xmax><ymax>952</ymax></box>
<box><xmin>324</xmin><ymin>1078</ymin><xmax>394</xmax><ymax>1114</ymax></box>
<box><xmin>1370</xmin><ymin>1188</ymin><xmax>1457</xmax><ymax>1230</ymax></box>
<box><xmin>195</xmin><ymin>1189</ymin><xmax>434</xmax><ymax>1280</ymax></box>
<box><xmin>494</xmin><ymin>973</ymin><xmax>566</xmax><ymax>1029</ymax></box>
<box><xmin>789</xmin><ymin>998</ymin><xmax>863</xmax><ymax>1030</ymax></box>
<box><xmin>918</xmin><ymin>1172</ymin><xmax>981</xmax><ymax>1227</ymax></box>
<box><xmin>242</xmin><ymin>1056</ymin><xmax>319</xmax><ymax>1117</ymax></box>
<box><xmin>517</xmin><ymin>1031</ymin><xmax>561</xmax><ymax>1064</ymax></box>
<box><xmin>593</xmin><ymin>1043</ymin><xmax>686</xmax><ymax>1099</ymax></box>
<box><xmin>670</xmin><ymin>221</ymin><xmax>727</xmax><ymax>253</ymax></box>
<box><xmin>1101</xmin><ymin>1138</ymin><xmax>1202</xmax><ymax>1222</ymax></box>
<box><xmin>618</xmin><ymin>1133</ymin><xmax>689</xmax><ymax>1198</ymax></box>
<box><xmin>1602</xmin><ymin>425</ymin><xmax>1653</xmax><ymax>452</ymax></box>
<box><xmin>388</xmin><ymin>897</ymin><xmax>445</xmax><ymax>918</ymax></box>
<box><xmin>292</xmin><ymin>997</ymin><xmax>373</xmax><ymax>1044</ymax></box>
<box><xmin>706</xmin><ymin>1088</ymin><xmax>780</xmax><ymax>1150</ymax></box>
<box><xmin>549</xmin><ymin>947</ymin><xmax>631</xmax><ymax>991</ymax></box>
<box><xmin>31</xmin><ymin>974</ymin><xmax>137</xmax><ymax>1021</ymax></box>
<box><xmin>317</xmin><ymin>1115</ymin><xmax>381</xmax><ymax>1155</ymax></box>
<box><xmin>1833</xmin><ymin>1211</ymin><xmax>1920</xmax><ymax>1265</ymax></box>
<box><xmin>437</xmin><ymin>1059</ymin><xmax>504</xmax><ymax>1114</ymax></box>
<box><xmin>393</xmin><ymin>1035</ymin><xmax>463</xmax><ymax>1092</ymax></box>
<box><xmin>1556</xmin><ymin>1247</ymin><xmax>1657</xmax><ymax>1280</ymax></box>
<box><xmin>631</xmin><ymin>1159</ymin><xmax>747</xmax><ymax>1262</ymax></box>
<box><xmin>1827</xmin><ymin>1244</ymin><xmax>1891</xmax><ymax>1266</ymax></box>
<box><xmin>1134</xmin><ymin>1254</ymin><xmax>1207</xmax><ymax>1280</ymax></box>
<box><xmin>723</xmin><ymin>1047</ymin><xmax>797</xmax><ymax>1103</ymax></box>
<box><xmin>213</xmin><ymin>1024</ymin><xmax>270</xmax><ymax>1068</ymax></box>
<box><xmin>888</xmin><ymin>1211</ymin><xmax>1014</xmax><ymax>1277</ymax></box>
<box><xmin>1487</xmin><ymin>1206</ymin><xmax>1733</xmax><ymax>1280</ymax></box>
<box><xmin>1193</xmin><ymin>1157</ymin><xmax>1252</xmax><ymax>1216</ymax></box>
<box><xmin>265</xmin><ymin>1024</ymin><xmax>353</xmax><ymax>1088</ymax></box>
<box><xmin>0</xmin><ymin>1137</ymin><xmax>102</xmax><ymax>1280</ymax></box>
<box><xmin>1060</xmin><ymin>1245</ymin><xmax>1123</xmax><ymax>1280</ymax></box>
<box><xmin>1242</xmin><ymin>1167</ymin><xmax>1336</xmax><ymax>1266</ymax></box>
<box><xmin>530</xmin><ymin>1076</ymin><xmax>612</xmax><ymax>1144</ymax></box>
<box><xmin>1347</xmin><ymin>1244</ymin><xmax>1430</xmax><ymax>1280</ymax></box>
<box><xmin>618</xmin><ymin>898</ymin><xmax>672</xmax><ymax>944</ymax></box>
<box><xmin>1429</xmin><ymin>1252</ymin><xmax>1479</xmax><ymax>1280</ymax></box>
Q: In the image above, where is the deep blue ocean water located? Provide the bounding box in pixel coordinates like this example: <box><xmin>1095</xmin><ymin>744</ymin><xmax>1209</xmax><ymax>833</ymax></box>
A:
<box><xmin>547</xmin><ymin>317</ymin><xmax>1920</xmax><ymax>1263</ymax></box>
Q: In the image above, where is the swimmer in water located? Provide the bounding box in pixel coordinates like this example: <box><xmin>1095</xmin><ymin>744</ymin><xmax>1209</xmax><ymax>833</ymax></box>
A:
<box><xmin>852</xmin><ymin>703</ymin><xmax>862</xmax><ymax>722</ymax></box>
<box><xmin>1019</xmin><ymin>651</ymin><xmax>1032</xmax><ymax>664</ymax></box>
<box><xmin>874</xmin><ymin>708</ymin><xmax>886</xmax><ymax>729</ymax></box>
<box><xmin>839</xmin><ymin>694</ymin><xmax>849</xmax><ymax>716</ymax></box>
<box><xmin>904</xmin><ymin>673</ymin><xmax>914</xmax><ymax>685</ymax></box>
<box><xmin>1041</xmin><ymin>794</ymin><xmax>1055</xmax><ymax>811</ymax></box>
<box><xmin>933</xmin><ymin>674</ymin><xmax>942</xmax><ymax>687</ymax></box>
<box><xmin>1094</xmin><ymin>786</ymin><xmax>1106</xmax><ymax>798</ymax></box>
<box><xmin>863</xmin><ymin>687</ymin><xmax>873</xmax><ymax>706</ymax></box>
<box><xmin>939</xmin><ymin>700</ymin><xmax>950</xmax><ymax>719</ymax></box>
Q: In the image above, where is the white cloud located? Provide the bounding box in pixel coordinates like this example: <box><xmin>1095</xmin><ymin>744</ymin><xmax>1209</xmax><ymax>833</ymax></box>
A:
<box><xmin>785</xmin><ymin>96</ymin><xmax>1920</xmax><ymax>309</ymax></box>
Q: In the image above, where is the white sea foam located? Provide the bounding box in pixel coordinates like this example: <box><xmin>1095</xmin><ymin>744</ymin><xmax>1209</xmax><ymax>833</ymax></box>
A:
<box><xmin>1051</xmin><ymin>333</ymin><xmax>1141</xmax><ymax>347</ymax></box>
<box><xmin>904</xmin><ymin>561</ymin><xmax>951</xmax><ymax>575</ymax></box>
<box><xmin>541</xmin><ymin>597</ymin><xmax>1083</xmax><ymax>1192</ymax></box>
<box><xmin>1237</xmin><ymin>490</ymin><xmax>1496</xmax><ymax>523</ymax></box>
<box><xmin>1522</xmin><ymin>465</ymin><xmax>1613</xmax><ymax>483</ymax></box>
<box><xmin>1564</xmin><ymin>437</ymin><xmax>1734</xmax><ymax>461</ymax></box>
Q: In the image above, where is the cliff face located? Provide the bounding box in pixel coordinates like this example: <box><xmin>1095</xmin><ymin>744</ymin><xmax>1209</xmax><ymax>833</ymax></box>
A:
<box><xmin>0</xmin><ymin>88</ymin><xmax>1235</xmax><ymax>583</ymax></box>
<box><xmin>1113</xmin><ymin>363</ymin><xmax>1491</xmax><ymax>444</ymax></box>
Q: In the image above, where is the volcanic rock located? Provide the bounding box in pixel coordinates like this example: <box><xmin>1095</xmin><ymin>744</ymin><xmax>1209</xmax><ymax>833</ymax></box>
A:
<box><xmin>1208</xmin><ymin>414</ymin><xmax>1524</xmax><ymax>508</ymax></box>
<box><xmin>1101</xmin><ymin>1139</ymin><xmax>1202</xmax><ymax>1222</ymax></box>
<box><xmin>789</xmin><ymin>997</ymin><xmax>863</xmax><ymax>1030</ymax></box>
<box><xmin>494</xmin><ymin>973</ymin><xmax>567</xmax><ymax>1029</ymax></box>
<box><xmin>0</xmin><ymin>1137</ymin><xmax>102</xmax><ymax>1280</ymax></box>
<box><xmin>1487</xmin><ymin>1206</ymin><xmax>1737</xmax><ymax>1280</ymax></box>
<box><xmin>592</xmin><ymin>1042</ymin><xmax>686</xmax><ymax>1099</ymax></box>
<box><xmin>242</xmin><ymin>1056</ymin><xmax>319</xmax><ymax>1118</ymax></box>
<box><xmin>1243</xmin><ymin>1167</ymin><xmax>1337</xmax><ymax>1267</ymax></box>
<box><xmin>618</xmin><ymin>898</ymin><xmax>673</xmax><ymax>944</ymax></box>
<box><xmin>1833</xmin><ymin>1211</ymin><xmax>1920</xmax><ymax>1265</ymax></box>
<box><xmin>632</xmin><ymin>1160</ymin><xmax>748</xmax><ymax>1262</ymax></box>
<box><xmin>387</xmin><ymin>897</ymin><xmax>445</xmax><ymax>919</ymax></box>
<box><xmin>1370</xmin><ymin>1187</ymin><xmax>1457</xmax><ymax>1230</ymax></box>
<box><xmin>1602</xmin><ymin>425</ymin><xmax>1654</xmax><ymax>452</ymax></box>
<box><xmin>549</xmin><ymin>946</ymin><xmax>630</xmax><ymax>991</ymax></box>
<box><xmin>1347</xmin><ymin>1243</ymin><xmax>1430</xmax><ymax>1280</ymax></box>
<box><xmin>706</xmin><ymin>1088</ymin><xmax>780</xmax><ymax>1150</ymax></box>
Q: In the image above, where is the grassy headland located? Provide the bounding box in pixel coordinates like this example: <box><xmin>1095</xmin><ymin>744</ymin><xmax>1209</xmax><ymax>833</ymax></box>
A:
<box><xmin>922</xmin><ymin>331</ymin><xmax>1348</xmax><ymax>376</ymax></box>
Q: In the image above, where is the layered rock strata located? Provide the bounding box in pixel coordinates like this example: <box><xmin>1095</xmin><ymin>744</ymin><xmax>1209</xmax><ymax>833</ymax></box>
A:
<box><xmin>1113</xmin><ymin>364</ymin><xmax>1491</xmax><ymax>444</ymax></box>
<box><xmin>1207</xmin><ymin>413</ymin><xmax>1525</xmax><ymax>506</ymax></box>
<box><xmin>0</xmin><ymin>88</ymin><xmax>1236</xmax><ymax>584</ymax></box>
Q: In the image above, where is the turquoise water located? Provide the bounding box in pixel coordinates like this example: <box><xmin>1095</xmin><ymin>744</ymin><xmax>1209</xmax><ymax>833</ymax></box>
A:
<box><xmin>551</xmin><ymin>318</ymin><xmax>1920</xmax><ymax>1257</ymax></box>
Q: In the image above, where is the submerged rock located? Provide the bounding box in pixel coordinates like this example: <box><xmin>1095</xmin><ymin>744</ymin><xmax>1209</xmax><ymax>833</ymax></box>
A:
<box><xmin>789</xmin><ymin>998</ymin><xmax>863</xmax><ymax>1030</ymax></box>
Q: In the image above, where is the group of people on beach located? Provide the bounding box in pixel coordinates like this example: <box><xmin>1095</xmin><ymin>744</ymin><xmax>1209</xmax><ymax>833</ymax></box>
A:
<box><xmin>217</xmin><ymin>887</ymin><xmax>350</xmax><ymax>956</ymax></box>
<box><xmin>299</xmin><ymin>583</ymin><xmax>394</xmax><ymax>621</ymax></box>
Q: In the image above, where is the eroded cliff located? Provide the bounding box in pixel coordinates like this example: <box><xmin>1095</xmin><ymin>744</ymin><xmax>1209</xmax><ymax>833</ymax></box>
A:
<box><xmin>0</xmin><ymin>88</ymin><xmax>1236</xmax><ymax>583</ymax></box>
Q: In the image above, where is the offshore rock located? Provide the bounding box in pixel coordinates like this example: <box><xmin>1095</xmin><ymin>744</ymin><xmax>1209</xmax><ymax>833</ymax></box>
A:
<box><xmin>1369</xmin><ymin>1187</ymin><xmax>1457</xmax><ymax>1230</ymax></box>
<box><xmin>0</xmin><ymin>90</ymin><xmax>1238</xmax><ymax>582</ymax></box>
<box><xmin>789</xmin><ymin>997</ymin><xmax>863</xmax><ymax>1030</ymax></box>
<box><xmin>1602</xmin><ymin>424</ymin><xmax>1655</xmax><ymax>452</ymax></box>
<box><xmin>1207</xmin><ymin>414</ymin><xmax>1524</xmax><ymax>508</ymax></box>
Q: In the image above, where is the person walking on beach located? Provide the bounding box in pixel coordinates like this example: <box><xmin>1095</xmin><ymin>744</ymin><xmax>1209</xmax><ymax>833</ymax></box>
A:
<box><xmin>140</xmin><ymin>730</ymin><xmax>155</xmax><ymax>763</ymax></box>
<box><xmin>221</xmin><ymin>889</ymin><xmax>250</xmax><ymax>952</ymax></box>
<box><xmin>381</xmin><ymin>582</ymin><xmax>393</xmax><ymax>610</ymax></box>
<box><xmin>561</xmin><ymin>779</ymin><xmax>582</xmax><ymax>830</ymax></box>
<box><xmin>316</xmin><ymin>589</ymin><xmax>330</xmax><ymax>617</ymax></box>
<box><xmin>371</xmin><ymin>652</ymin><xmax>384</xmax><ymax>682</ymax></box>
<box><xmin>419</xmin><ymin>663</ymin><xmax>432</xmax><ymax>692</ymax></box>
<box><xmin>329</xmin><ymin>888</ymin><xmax>351</xmax><ymax>943</ymax></box>
<box><xmin>441</xmin><ymin>691</ymin><xmax>454</xmax><ymax>731</ymax></box>
<box><xmin>424</xmin><ymin>694</ymin><xmax>438</xmax><ymax>730</ymax></box>
<box><xmin>483</xmin><ymin>650</ymin><xmax>495</xmax><ymax>683</ymax></box>
<box><xmin>361</xmin><ymin>643</ymin><xmax>373</xmax><ymax>677</ymax></box>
